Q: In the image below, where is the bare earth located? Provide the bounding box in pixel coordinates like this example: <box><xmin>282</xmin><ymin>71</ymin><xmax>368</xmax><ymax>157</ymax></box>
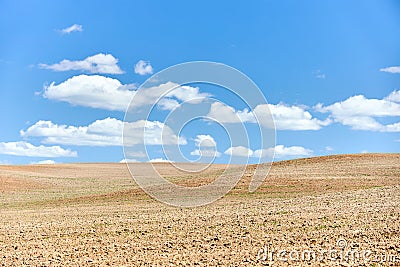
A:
<box><xmin>0</xmin><ymin>153</ymin><xmax>399</xmax><ymax>266</ymax></box>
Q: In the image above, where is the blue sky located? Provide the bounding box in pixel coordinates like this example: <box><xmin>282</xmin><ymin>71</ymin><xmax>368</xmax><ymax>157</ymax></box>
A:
<box><xmin>0</xmin><ymin>0</ymin><xmax>399</xmax><ymax>164</ymax></box>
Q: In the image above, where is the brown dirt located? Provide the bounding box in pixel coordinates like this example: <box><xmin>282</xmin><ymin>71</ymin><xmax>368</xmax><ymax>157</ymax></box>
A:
<box><xmin>0</xmin><ymin>153</ymin><xmax>399</xmax><ymax>266</ymax></box>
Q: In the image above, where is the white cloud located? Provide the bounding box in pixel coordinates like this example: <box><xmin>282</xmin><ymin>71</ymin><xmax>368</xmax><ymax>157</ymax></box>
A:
<box><xmin>125</xmin><ymin>151</ymin><xmax>147</xmax><ymax>158</ymax></box>
<box><xmin>207</xmin><ymin>102</ymin><xmax>256</xmax><ymax>124</ymax></box>
<box><xmin>119</xmin><ymin>158</ymin><xmax>138</xmax><ymax>163</ymax></box>
<box><xmin>149</xmin><ymin>158</ymin><xmax>174</xmax><ymax>163</ymax></box>
<box><xmin>272</xmin><ymin>145</ymin><xmax>313</xmax><ymax>158</ymax></box>
<box><xmin>256</xmin><ymin>103</ymin><xmax>331</xmax><ymax>130</ymax></box>
<box><xmin>380</xmin><ymin>66</ymin><xmax>400</xmax><ymax>74</ymax></box>
<box><xmin>157</xmin><ymin>98</ymin><xmax>180</xmax><ymax>110</ymax></box>
<box><xmin>251</xmin><ymin>148</ymin><xmax>274</xmax><ymax>158</ymax></box>
<box><xmin>190</xmin><ymin>134</ymin><xmax>221</xmax><ymax>158</ymax></box>
<box><xmin>43</xmin><ymin>75</ymin><xmax>135</xmax><ymax>111</ymax></box>
<box><xmin>207</xmin><ymin>102</ymin><xmax>329</xmax><ymax>130</ymax></box>
<box><xmin>194</xmin><ymin>135</ymin><xmax>217</xmax><ymax>147</ymax></box>
<box><xmin>224</xmin><ymin>145</ymin><xmax>312</xmax><ymax>159</ymax></box>
<box><xmin>325</xmin><ymin>146</ymin><xmax>334</xmax><ymax>151</ymax></box>
<box><xmin>0</xmin><ymin>141</ymin><xmax>77</xmax><ymax>157</ymax></box>
<box><xmin>43</xmin><ymin>76</ymin><xmax>209</xmax><ymax>112</ymax></box>
<box><xmin>155</xmin><ymin>84</ymin><xmax>210</xmax><ymax>111</ymax></box>
<box><xmin>190</xmin><ymin>149</ymin><xmax>221</xmax><ymax>157</ymax></box>
<box><xmin>60</xmin><ymin>24</ymin><xmax>83</xmax><ymax>34</ymax></box>
<box><xmin>316</xmin><ymin>94</ymin><xmax>400</xmax><ymax>132</ymax></box>
<box><xmin>133</xmin><ymin>82</ymin><xmax>210</xmax><ymax>111</ymax></box>
<box><xmin>224</xmin><ymin>146</ymin><xmax>253</xmax><ymax>157</ymax></box>
<box><xmin>30</xmin><ymin>160</ymin><xmax>56</xmax><ymax>165</ymax></box>
<box><xmin>252</xmin><ymin>145</ymin><xmax>313</xmax><ymax>159</ymax></box>
<box><xmin>385</xmin><ymin>90</ymin><xmax>400</xmax><ymax>103</ymax></box>
<box><xmin>20</xmin><ymin>118</ymin><xmax>186</xmax><ymax>147</ymax></box>
<box><xmin>134</xmin><ymin>60</ymin><xmax>154</xmax><ymax>75</ymax></box>
<box><xmin>39</xmin><ymin>53</ymin><xmax>124</xmax><ymax>74</ymax></box>
<box><xmin>164</xmin><ymin>85</ymin><xmax>210</xmax><ymax>104</ymax></box>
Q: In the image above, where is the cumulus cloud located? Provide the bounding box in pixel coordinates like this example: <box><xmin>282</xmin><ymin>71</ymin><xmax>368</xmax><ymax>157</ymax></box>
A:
<box><xmin>194</xmin><ymin>135</ymin><xmax>217</xmax><ymax>147</ymax></box>
<box><xmin>138</xmin><ymin>82</ymin><xmax>210</xmax><ymax>111</ymax></box>
<box><xmin>21</xmin><ymin>118</ymin><xmax>186</xmax><ymax>147</ymax></box>
<box><xmin>255</xmin><ymin>103</ymin><xmax>331</xmax><ymax>130</ymax></box>
<box><xmin>39</xmin><ymin>53</ymin><xmax>124</xmax><ymax>74</ymax></box>
<box><xmin>315</xmin><ymin>94</ymin><xmax>400</xmax><ymax>132</ymax></box>
<box><xmin>42</xmin><ymin>76</ymin><xmax>209</xmax><ymax>112</ymax></box>
<box><xmin>385</xmin><ymin>90</ymin><xmax>400</xmax><ymax>103</ymax></box>
<box><xmin>207</xmin><ymin>102</ymin><xmax>329</xmax><ymax>130</ymax></box>
<box><xmin>190</xmin><ymin>135</ymin><xmax>221</xmax><ymax>157</ymax></box>
<box><xmin>0</xmin><ymin>141</ymin><xmax>77</xmax><ymax>157</ymax></box>
<box><xmin>43</xmin><ymin>75</ymin><xmax>136</xmax><ymax>111</ymax></box>
<box><xmin>207</xmin><ymin>102</ymin><xmax>256</xmax><ymax>124</ymax></box>
<box><xmin>380</xmin><ymin>66</ymin><xmax>400</xmax><ymax>74</ymax></box>
<box><xmin>134</xmin><ymin>60</ymin><xmax>154</xmax><ymax>75</ymax></box>
<box><xmin>164</xmin><ymin>85</ymin><xmax>210</xmax><ymax>104</ymax></box>
<box><xmin>224</xmin><ymin>146</ymin><xmax>253</xmax><ymax>157</ymax></box>
<box><xmin>224</xmin><ymin>145</ymin><xmax>312</xmax><ymax>159</ymax></box>
<box><xmin>271</xmin><ymin>145</ymin><xmax>313</xmax><ymax>158</ymax></box>
<box><xmin>60</xmin><ymin>24</ymin><xmax>83</xmax><ymax>34</ymax></box>
<box><xmin>157</xmin><ymin>98</ymin><xmax>180</xmax><ymax>111</ymax></box>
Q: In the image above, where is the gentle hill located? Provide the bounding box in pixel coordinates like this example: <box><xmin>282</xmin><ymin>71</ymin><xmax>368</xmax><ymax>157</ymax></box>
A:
<box><xmin>0</xmin><ymin>153</ymin><xmax>398</xmax><ymax>208</ymax></box>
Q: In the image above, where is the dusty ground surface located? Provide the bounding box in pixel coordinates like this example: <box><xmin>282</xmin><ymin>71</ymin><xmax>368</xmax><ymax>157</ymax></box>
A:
<box><xmin>0</xmin><ymin>153</ymin><xmax>399</xmax><ymax>266</ymax></box>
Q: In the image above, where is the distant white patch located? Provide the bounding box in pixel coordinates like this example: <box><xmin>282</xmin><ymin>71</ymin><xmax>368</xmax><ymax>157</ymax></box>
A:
<box><xmin>60</xmin><ymin>24</ymin><xmax>83</xmax><ymax>34</ymax></box>
<box><xmin>149</xmin><ymin>158</ymin><xmax>173</xmax><ymax>163</ymax></box>
<box><xmin>314</xmin><ymin>70</ymin><xmax>326</xmax><ymax>79</ymax></box>
<box><xmin>380</xmin><ymin>66</ymin><xmax>400</xmax><ymax>74</ymax></box>
<box><xmin>30</xmin><ymin>160</ymin><xmax>56</xmax><ymax>165</ymax></box>
<box><xmin>134</xmin><ymin>60</ymin><xmax>153</xmax><ymax>75</ymax></box>
<box><xmin>325</xmin><ymin>146</ymin><xmax>334</xmax><ymax>151</ymax></box>
<box><xmin>119</xmin><ymin>159</ymin><xmax>138</xmax><ymax>163</ymax></box>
